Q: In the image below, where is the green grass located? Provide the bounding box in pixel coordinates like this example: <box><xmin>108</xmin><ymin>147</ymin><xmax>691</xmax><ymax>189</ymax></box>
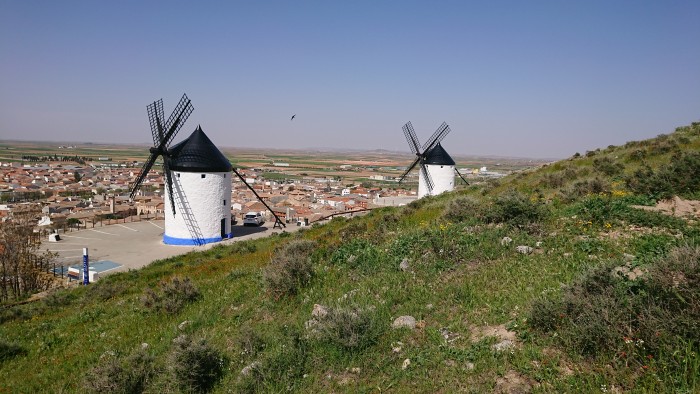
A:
<box><xmin>1</xmin><ymin>121</ymin><xmax>700</xmax><ymax>392</ymax></box>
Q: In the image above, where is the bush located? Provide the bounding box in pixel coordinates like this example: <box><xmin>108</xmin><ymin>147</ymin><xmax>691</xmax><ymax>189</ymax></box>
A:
<box><xmin>229</xmin><ymin>241</ymin><xmax>257</xmax><ymax>255</ymax></box>
<box><xmin>593</xmin><ymin>157</ymin><xmax>624</xmax><ymax>177</ymax></box>
<box><xmin>307</xmin><ymin>304</ymin><xmax>383</xmax><ymax>350</ymax></box>
<box><xmin>237</xmin><ymin>329</ymin><xmax>309</xmax><ymax>393</ymax></box>
<box><xmin>528</xmin><ymin>297</ymin><xmax>565</xmax><ymax>332</ymax></box>
<box><xmin>627</xmin><ymin>149</ymin><xmax>646</xmax><ymax>162</ymax></box>
<box><xmin>86</xmin><ymin>280</ymin><xmax>126</xmax><ymax>301</ymax></box>
<box><xmin>443</xmin><ymin>195</ymin><xmax>482</xmax><ymax>222</ymax></box>
<box><xmin>168</xmin><ymin>335</ymin><xmax>227</xmax><ymax>393</ymax></box>
<box><xmin>141</xmin><ymin>277</ymin><xmax>200</xmax><ymax>313</ymax></box>
<box><xmin>339</xmin><ymin>219</ymin><xmax>368</xmax><ymax>239</ymax></box>
<box><xmin>485</xmin><ymin>190</ymin><xmax>548</xmax><ymax>226</ymax></box>
<box><xmin>528</xmin><ymin>245</ymin><xmax>700</xmax><ymax>375</ymax></box>
<box><xmin>0</xmin><ymin>307</ymin><xmax>31</xmax><ymax>325</ymax></box>
<box><xmin>238</xmin><ymin>323</ymin><xmax>267</xmax><ymax>357</ymax></box>
<box><xmin>42</xmin><ymin>288</ymin><xmax>80</xmax><ymax>308</ymax></box>
<box><xmin>83</xmin><ymin>347</ymin><xmax>155</xmax><ymax>393</ymax></box>
<box><xmin>262</xmin><ymin>240</ymin><xmax>317</xmax><ymax>298</ymax></box>
<box><xmin>626</xmin><ymin>152</ymin><xmax>700</xmax><ymax>199</ymax></box>
<box><xmin>0</xmin><ymin>339</ymin><xmax>27</xmax><ymax>362</ymax></box>
<box><xmin>560</xmin><ymin>177</ymin><xmax>610</xmax><ymax>201</ymax></box>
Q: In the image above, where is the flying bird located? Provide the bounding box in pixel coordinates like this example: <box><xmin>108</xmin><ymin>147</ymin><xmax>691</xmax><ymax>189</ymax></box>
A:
<box><xmin>290</xmin><ymin>114</ymin><xmax>296</xmax><ymax>120</ymax></box>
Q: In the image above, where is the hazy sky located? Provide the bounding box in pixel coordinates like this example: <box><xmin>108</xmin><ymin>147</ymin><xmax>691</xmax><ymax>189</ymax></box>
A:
<box><xmin>1</xmin><ymin>1</ymin><xmax>699</xmax><ymax>158</ymax></box>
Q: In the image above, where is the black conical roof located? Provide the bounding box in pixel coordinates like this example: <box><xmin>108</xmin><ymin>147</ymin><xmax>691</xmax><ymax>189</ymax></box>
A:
<box><xmin>423</xmin><ymin>143</ymin><xmax>455</xmax><ymax>165</ymax></box>
<box><xmin>168</xmin><ymin>126</ymin><xmax>232</xmax><ymax>172</ymax></box>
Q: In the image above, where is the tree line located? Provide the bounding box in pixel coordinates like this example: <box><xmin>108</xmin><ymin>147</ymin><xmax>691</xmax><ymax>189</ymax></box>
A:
<box><xmin>21</xmin><ymin>155</ymin><xmax>88</xmax><ymax>164</ymax></box>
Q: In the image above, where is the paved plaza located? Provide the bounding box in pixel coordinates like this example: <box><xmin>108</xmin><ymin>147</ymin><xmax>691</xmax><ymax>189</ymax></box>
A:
<box><xmin>42</xmin><ymin>219</ymin><xmax>300</xmax><ymax>275</ymax></box>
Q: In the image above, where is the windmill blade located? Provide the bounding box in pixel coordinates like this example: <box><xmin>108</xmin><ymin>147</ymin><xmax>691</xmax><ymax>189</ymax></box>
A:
<box><xmin>455</xmin><ymin>168</ymin><xmax>469</xmax><ymax>185</ymax></box>
<box><xmin>422</xmin><ymin>122</ymin><xmax>450</xmax><ymax>152</ymax></box>
<box><xmin>163</xmin><ymin>160</ymin><xmax>176</xmax><ymax>216</ymax></box>
<box><xmin>402</xmin><ymin>122</ymin><xmax>421</xmax><ymax>155</ymax></box>
<box><xmin>231</xmin><ymin>168</ymin><xmax>286</xmax><ymax>228</ymax></box>
<box><xmin>147</xmin><ymin>99</ymin><xmax>165</xmax><ymax>145</ymax></box>
<box><xmin>129</xmin><ymin>153</ymin><xmax>158</xmax><ymax>200</ymax></box>
<box><xmin>162</xmin><ymin>93</ymin><xmax>194</xmax><ymax>148</ymax></box>
<box><xmin>420</xmin><ymin>161</ymin><xmax>434</xmax><ymax>192</ymax></box>
<box><xmin>398</xmin><ymin>157</ymin><xmax>421</xmax><ymax>183</ymax></box>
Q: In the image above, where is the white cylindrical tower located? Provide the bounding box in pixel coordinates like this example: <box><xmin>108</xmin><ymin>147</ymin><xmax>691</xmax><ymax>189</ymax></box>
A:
<box><xmin>418</xmin><ymin>143</ymin><xmax>456</xmax><ymax>198</ymax></box>
<box><xmin>163</xmin><ymin>126</ymin><xmax>233</xmax><ymax>245</ymax></box>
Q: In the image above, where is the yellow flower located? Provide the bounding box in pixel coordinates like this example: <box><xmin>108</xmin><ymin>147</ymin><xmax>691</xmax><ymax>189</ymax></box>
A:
<box><xmin>605</xmin><ymin>222</ymin><xmax>612</xmax><ymax>228</ymax></box>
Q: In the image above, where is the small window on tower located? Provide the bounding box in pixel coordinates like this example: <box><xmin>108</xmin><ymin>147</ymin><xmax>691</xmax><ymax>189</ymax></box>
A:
<box><xmin>201</xmin><ymin>174</ymin><xmax>206</xmax><ymax>178</ymax></box>
<box><xmin>223</xmin><ymin>200</ymin><xmax>226</xmax><ymax>206</ymax></box>
<box><xmin>177</xmin><ymin>173</ymin><xmax>180</xmax><ymax>178</ymax></box>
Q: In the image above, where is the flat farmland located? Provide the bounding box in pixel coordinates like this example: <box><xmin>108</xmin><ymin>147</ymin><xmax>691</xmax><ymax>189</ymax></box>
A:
<box><xmin>0</xmin><ymin>140</ymin><xmax>550</xmax><ymax>184</ymax></box>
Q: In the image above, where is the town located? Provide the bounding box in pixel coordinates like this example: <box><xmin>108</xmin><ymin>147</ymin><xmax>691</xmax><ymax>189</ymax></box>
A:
<box><xmin>0</xmin><ymin>143</ymin><xmax>526</xmax><ymax>232</ymax></box>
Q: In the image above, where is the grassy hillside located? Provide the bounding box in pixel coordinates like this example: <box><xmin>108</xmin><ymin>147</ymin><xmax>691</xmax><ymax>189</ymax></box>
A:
<box><xmin>1</xmin><ymin>122</ymin><xmax>699</xmax><ymax>393</ymax></box>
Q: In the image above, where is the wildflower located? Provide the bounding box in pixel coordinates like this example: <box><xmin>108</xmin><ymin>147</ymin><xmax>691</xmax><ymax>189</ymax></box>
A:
<box><xmin>624</xmin><ymin>337</ymin><xmax>633</xmax><ymax>344</ymax></box>
<box><xmin>605</xmin><ymin>222</ymin><xmax>612</xmax><ymax>228</ymax></box>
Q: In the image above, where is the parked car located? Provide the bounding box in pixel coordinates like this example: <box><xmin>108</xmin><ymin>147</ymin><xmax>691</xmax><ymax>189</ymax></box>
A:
<box><xmin>243</xmin><ymin>211</ymin><xmax>265</xmax><ymax>226</ymax></box>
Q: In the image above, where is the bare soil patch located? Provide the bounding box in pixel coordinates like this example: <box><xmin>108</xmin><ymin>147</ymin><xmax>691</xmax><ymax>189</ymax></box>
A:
<box><xmin>632</xmin><ymin>196</ymin><xmax>700</xmax><ymax>218</ymax></box>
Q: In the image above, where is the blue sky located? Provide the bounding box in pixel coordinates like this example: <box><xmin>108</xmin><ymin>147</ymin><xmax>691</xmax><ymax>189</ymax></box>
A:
<box><xmin>1</xmin><ymin>1</ymin><xmax>699</xmax><ymax>158</ymax></box>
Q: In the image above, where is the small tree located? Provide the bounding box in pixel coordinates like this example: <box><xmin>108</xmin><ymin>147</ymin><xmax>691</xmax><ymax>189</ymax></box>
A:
<box><xmin>0</xmin><ymin>206</ymin><xmax>57</xmax><ymax>302</ymax></box>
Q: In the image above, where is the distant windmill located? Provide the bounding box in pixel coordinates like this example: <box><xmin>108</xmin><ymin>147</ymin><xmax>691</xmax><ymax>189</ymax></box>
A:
<box><xmin>398</xmin><ymin>121</ymin><xmax>469</xmax><ymax>198</ymax></box>
<box><xmin>130</xmin><ymin>94</ymin><xmax>284</xmax><ymax>246</ymax></box>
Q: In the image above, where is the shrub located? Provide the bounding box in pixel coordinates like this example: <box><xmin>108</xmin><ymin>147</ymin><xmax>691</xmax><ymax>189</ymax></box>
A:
<box><xmin>141</xmin><ymin>277</ymin><xmax>200</xmax><ymax>313</ymax></box>
<box><xmin>592</xmin><ymin>156</ymin><xmax>624</xmax><ymax>177</ymax></box>
<box><xmin>485</xmin><ymin>190</ymin><xmax>548</xmax><ymax>226</ymax></box>
<box><xmin>528</xmin><ymin>245</ymin><xmax>700</xmax><ymax>376</ymax></box>
<box><xmin>528</xmin><ymin>297</ymin><xmax>565</xmax><ymax>332</ymax></box>
<box><xmin>626</xmin><ymin>152</ymin><xmax>700</xmax><ymax>199</ymax></box>
<box><xmin>560</xmin><ymin>177</ymin><xmax>609</xmax><ymax>201</ymax></box>
<box><xmin>443</xmin><ymin>195</ymin><xmax>482</xmax><ymax>222</ymax></box>
<box><xmin>86</xmin><ymin>280</ymin><xmax>126</xmax><ymax>301</ymax></box>
<box><xmin>339</xmin><ymin>220</ymin><xmax>368</xmax><ymax>239</ymax></box>
<box><xmin>539</xmin><ymin>172</ymin><xmax>564</xmax><ymax>189</ymax></box>
<box><xmin>0</xmin><ymin>307</ymin><xmax>31</xmax><ymax>325</ymax></box>
<box><xmin>229</xmin><ymin>241</ymin><xmax>257</xmax><ymax>255</ymax></box>
<box><xmin>0</xmin><ymin>339</ymin><xmax>27</xmax><ymax>362</ymax></box>
<box><xmin>237</xmin><ymin>329</ymin><xmax>309</xmax><ymax>393</ymax></box>
<box><xmin>307</xmin><ymin>304</ymin><xmax>383</xmax><ymax>350</ymax></box>
<box><xmin>42</xmin><ymin>288</ymin><xmax>79</xmax><ymax>308</ymax></box>
<box><xmin>168</xmin><ymin>335</ymin><xmax>227</xmax><ymax>393</ymax></box>
<box><xmin>627</xmin><ymin>149</ymin><xmax>646</xmax><ymax>162</ymax></box>
<box><xmin>238</xmin><ymin>323</ymin><xmax>267</xmax><ymax>357</ymax></box>
<box><xmin>262</xmin><ymin>240</ymin><xmax>317</xmax><ymax>298</ymax></box>
<box><xmin>83</xmin><ymin>347</ymin><xmax>155</xmax><ymax>393</ymax></box>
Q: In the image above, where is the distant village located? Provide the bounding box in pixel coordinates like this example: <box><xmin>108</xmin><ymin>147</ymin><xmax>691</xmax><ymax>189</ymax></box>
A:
<box><xmin>0</xmin><ymin>156</ymin><xmax>506</xmax><ymax>230</ymax></box>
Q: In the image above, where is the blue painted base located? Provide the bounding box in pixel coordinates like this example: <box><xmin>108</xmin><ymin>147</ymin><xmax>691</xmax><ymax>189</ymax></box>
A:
<box><xmin>163</xmin><ymin>232</ymin><xmax>233</xmax><ymax>246</ymax></box>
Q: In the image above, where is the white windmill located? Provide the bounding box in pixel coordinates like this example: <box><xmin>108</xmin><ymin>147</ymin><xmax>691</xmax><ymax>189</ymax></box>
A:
<box><xmin>129</xmin><ymin>94</ymin><xmax>233</xmax><ymax>245</ymax></box>
<box><xmin>398</xmin><ymin>121</ymin><xmax>469</xmax><ymax>198</ymax></box>
<box><xmin>130</xmin><ymin>94</ymin><xmax>286</xmax><ymax>245</ymax></box>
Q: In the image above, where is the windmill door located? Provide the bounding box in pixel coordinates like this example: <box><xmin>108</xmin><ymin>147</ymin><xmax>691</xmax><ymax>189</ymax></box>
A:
<box><xmin>220</xmin><ymin>218</ymin><xmax>226</xmax><ymax>239</ymax></box>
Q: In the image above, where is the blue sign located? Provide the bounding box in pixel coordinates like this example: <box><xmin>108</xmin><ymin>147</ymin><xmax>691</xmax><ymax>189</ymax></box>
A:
<box><xmin>83</xmin><ymin>247</ymin><xmax>89</xmax><ymax>285</ymax></box>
